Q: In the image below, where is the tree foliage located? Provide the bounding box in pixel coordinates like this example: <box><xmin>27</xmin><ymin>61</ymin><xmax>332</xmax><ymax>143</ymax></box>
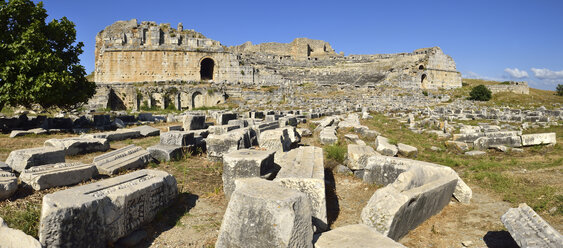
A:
<box><xmin>0</xmin><ymin>0</ymin><xmax>95</xmax><ymax>110</ymax></box>
<box><xmin>469</xmin><ymin>84</ymin><xmax>492</xmax><ymax>101</ymax></box>
<box><xmin>557</xmin><ymin>84</ymin><xmax>563</xmax><ymax>96</ymax></box>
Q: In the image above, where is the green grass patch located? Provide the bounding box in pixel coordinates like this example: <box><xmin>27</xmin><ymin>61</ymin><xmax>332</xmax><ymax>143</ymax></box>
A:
<box><xmin>0</xmin><ymin>203</ymin><xmax>41</xmax><ymax>238</ymax></box>
<box><xmin>324</xmin><ymin>142</ymin><xmax>347</xmax><ymax>164</ymax></box>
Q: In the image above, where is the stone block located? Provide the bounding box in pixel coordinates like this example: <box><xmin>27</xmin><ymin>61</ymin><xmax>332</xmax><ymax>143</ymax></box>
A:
<box><xmin>216</xmin><ymin>178</ymin><xmax>313</xmax><ymax>248</ymax></box>
<box><xmin>137</xmin><ymin>113</ymin><xmax>154</xmax><ymax>121</ymax></box>
<box><xmin>465</xmin><ymin>150</ymin><xmax>486</xmax><ymax>156</ymax></box>
<box><xmin>44</xmin><ymin>137</ymin><xmax>109</xmax><ymax>156</ymax></box>
<box><xmin>375</xmin><ymin>136</ymin><xmax>398</xmax><ymax>156</ymax></box>
<box><xmin>397</xmin><ymin>143</ymin><xmax>418</xmax><ymax>157</ymax></box>
<box><xmin>314</xmin><ymin>224</ymin><xmax>406</xmax><ymax>248</ymax></box>
<box><xmin>6</xmin><ymin>147</ymin><xmax>65</xmax><ymax>173</ymax></box>
<box><xmin>167</xmin><ymin>125</ymin><xmax>182</xmax><ymax>131</ymax></box>
<box><xmin>93</xmin><ymin>145</ymin><xmax>151</xmax><ymax>175</ymax></box>
<box><xmin>275</xmin><ymin>146</ymin><xmax>327</xmax><ymax>232</ymax></box>
<box><xmin>131</xmin><ymin>125</ymin><xmax>160</xmax><ymax>137</ymax></box>
<box><xmin>445</xmin><ymin>140</ymin><xmax>470</xmax><ymax>152</ymax></box>
<box><xmin>361</xmin><ymin>167</ymin><xmax>458</xmax><ymax>240</ymax></box>
<box><xmin>0</xmin><ymin>217</ymin><xmax>41</xmax><ymax>248</ymax></box>
<box><xmin>363</xmin><ymin>156</ymin><xmax>472</xmax><ymax>204</ymax></box>
<box><xmin>258</xmin><ymin>128</ymin><xmax>291</xmax><ymax>152</ymax></box>
<box><xmin>347</xmin><ymin>144</ymin><xmax>377</xmax><ymax>170</ymax></box>
<box><xmin>208</xmin><ymin>124</ymin><xmax>240</xmax><ymax>135</ymax></box>
<box><xmin>501</xmin><ymin>203</ymin><xmax>562</xmax><ymax>248</ymax></box>
<box><xmin>452</xmin><ymin>132</ymin><xmax>484</xmax><ymax>143</ymax></box>
<box><xmin>320</xmin><ymin>127</ymin><xmax>338</xmax><ymax>145</ymax></box>
<box><xmin>222</xmin><ymin>149</ymin><xmax>276</xmax><ymax>198</ymax></box>
<box><xmin>521</xmin><ymin>132</ymin><xmax>556</xmax><ymax>146</ymax></box>
<box><xmin>81</xmin><ymin>128</ymin><xmax>141</xmax><ymax>141</ymax></box>
<box><xmin>147</xmin><ymin>144</ymin><xmax>185</xmax><ymax>162</ymax></box>
<box><xmin>39</xmin><ymin>169</ymin><xmax>177</xmax><ymax>247</ymax></box>
<box><xmin>0</xmin><ymin>169</ymin><xmax>17</xmax><ymax>200</ymax></box>
<box><xmin>182</xmin><ymin>115</ymin><xmax>206</xmax><ymax>130</ymax></box>
<box><xmin>297</xmin><ymin>128</ymin><xmax>312</xmax><ymax>137</ymax></box>
<box><xmin>160</xmin><ymin>131</ymin><xmax>195</xmax><ymax>146</ymax></box>
<box><xmin>206</xmin><ymin>130</ymin><xmax>250</xmax><ymax>161</ymax></box>
<box><xmin>19</xmin><ymin>162</ymin><xmax>97</xmax><ymax>190</ymax></box>
<box><xmin>9</xmin><ymin>130</ymin><xmax>34</xmax><ymax>138</ymax></box>
<box><xmin>217</xmin><ymin>113</ymin><xmax>237</xmax><ymax>125</ymax></box>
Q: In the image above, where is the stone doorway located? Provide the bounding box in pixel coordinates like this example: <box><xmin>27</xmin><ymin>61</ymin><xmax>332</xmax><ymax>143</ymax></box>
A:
<box><xmin>200</xmin><ymin>58</ymin><xmax>214</xmax><ymax>80</ymax></box>
<box><xmin>192</xmin><ymin>91</ymin><xmax>204</xmax><ymax>109</ymax></box>
<box><xmin>421</xmin><ymin>74</ymin><xmax>427</xmax><ymax>85</ymax></box>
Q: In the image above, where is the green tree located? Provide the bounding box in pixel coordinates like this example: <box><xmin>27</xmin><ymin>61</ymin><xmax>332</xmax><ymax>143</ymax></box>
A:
<box><xmin>0</xmin><ymin>0</ymin><xmax>95</xmax><ymax>110</ymax></box>
<box><xmin>556</xmin><ymin>84</ymin><xmax>563</xmax><ymax>96</ymax></box>
<box><xmin>468</xmin><ymin>84</ymin><xmax>492</xmax><ymax>101</ymax></box>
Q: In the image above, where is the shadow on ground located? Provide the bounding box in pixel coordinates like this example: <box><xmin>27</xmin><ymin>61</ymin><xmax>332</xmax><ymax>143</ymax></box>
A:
<box><xmin>325</xmin><ymin>168</ymin><xmax>340</xmax><ymax>227</ymax></box>
<box><xmin>483</xmin><ymin>231</ymin><xmax>519</xmax><ymax>248</ymax></box>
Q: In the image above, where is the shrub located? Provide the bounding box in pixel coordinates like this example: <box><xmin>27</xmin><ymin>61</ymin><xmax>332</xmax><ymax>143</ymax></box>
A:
<box><xmin>422</xmin><ymin>91</ymin><xmax>428</xmax><ymax>96</ymax></box>
<box><xmin>557</xmin><ymin>84</ymin><xmax>563</xmax><ymax>96</ymax></box>
<box><xmin>325</xmin><ymin>143</ymin><xmax>347</xmax><ymax>163</ymax></box>
<box><xmin>469</xmin><ymin>85</ymin><xmax>492</xmax><ymax>101</ymax></box>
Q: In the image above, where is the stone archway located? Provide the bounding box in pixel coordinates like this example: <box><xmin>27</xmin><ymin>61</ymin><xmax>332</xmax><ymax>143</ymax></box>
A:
<box><xmin>192</xmin><ymin>91</ymin><xmax>204</xmax><ymax>109</ymax></box>
<box><xmin>200</xmin><ymin>58</ymin><xmax>214</xmax><ymax>80</ymax></box>
<box><xmin>421</xmin><ymin>74</ymin><xmax>427</xmax><ymax>85</ymax></box>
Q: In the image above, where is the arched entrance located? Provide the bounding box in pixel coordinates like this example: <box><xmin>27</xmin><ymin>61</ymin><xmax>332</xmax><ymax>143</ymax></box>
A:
<box><xmin>192</xmin><ymin>91</ymin><xmax>204</xmax><ymax>109</ymax></box>
<box><xmin>421</xmin><ymin>74</ymin><xmax>427</xmax><ymax>85</ymax></box>
<box><xmin>200</xmin><ymin>58</ymin><xmax>214</xmax><ymax>80</ymax></box>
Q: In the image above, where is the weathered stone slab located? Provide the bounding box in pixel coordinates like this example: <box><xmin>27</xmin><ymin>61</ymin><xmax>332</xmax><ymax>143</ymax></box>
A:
<box><xmin>363</xmin><ymin>156</ymin><xmax>472</xmax><ymax>204</ymax></box>
<box><xmin>501</xmin><ymin>203</ymin><xmax>562</xmax><ymax>248</ymax></box>
<box><xmin>320</xmin><ymin>127</ymin><xmax>338</xmax><ymax>145</ymax></box>
<box><xmin>452</xmin><ymin>132</ymin><xmax>484</xmax><ymax>143</ymax></box>
<box><xmin>397</xmin><ymin>143</ymin><xmax>418</xmax><ymax>157</ymax></box>
<box><xmin>93</xmin><ymin>145</ymin><xmax>151</xmax><ymax>175</ymax></box>
<box><xmin>206</xmin><ymin>129</ymin><xmax>250</xmax><ymax>161</ymax></box>
<box><xmin>39</xmin><ymin>169</ymin><xmax>177</xmax><ymax>247</ymax></box>
<box><xmin>347</xmin><ymin>144</ymin><xmax>377</xmax><ymax>170</ymax></box>
<box><xmin>81</xmin><ymin>128</ymin><xmax>141</xmax><ymax>141</ymax></box>
<box><xmin>147</xmin><ymin>144</ymin><xmax>184</xmax><ymax>162</ymax></box>
<box><xmin>9</xmin><ymin>130</ymin><xmax>33</xmax><ymax>138</ymax></box>
<box><xmin>521</xmin><ymin>133</ymin><xmax>556</xmax><ymax>146</ymax></box>
<box><xmin>217</xmin><ymin>112</ymin><xmax>237</xmax><ymax>125</ymax></box>
<box><xmin>484</xmin><ymin>131</ymin><xmax>522</xmax><ymax>138</ymax></box>
<box><xmin>0</xmin><ymin>168</ymin><xmax>17</xmax><ymax>200</ymax></box>
<box><xmin>258</xmin><ymin>128</ymin><xmax>291</xmax><ymax>152</ymax></box>
<box><xmin>131</xmin><ymin>125</ymin><xmax>160</xmax><ymax>137</ymax></box>
<box><xmin>216</xmin><ymin>178</ymin><xmax>313</xmax><ymax>248</ymax></box>
<box><xmin>160</xmin><ymin>131</ymin><xmax>195</xmax><ymax>147</ymax></box>
<box><xmin>465</xmin><ymin>150</ymin><xmax>486</xmax><ymax>156</ymax></box>
<box><xmin>167</xmin><ymin>125</ymin><xmax>182</xmax><ymax>131</ymax></box>
<box><xmin>208</xmin><ymin>124</ymin><xmax>240</xmax><ymax>135</ymax></box>
<box><xmin>6</xmin><ymin>147</ymin><xmax>65</xmax><ymax>173</ymax></box>
<box><xmin>19</xmin><ymin>162</ymin><xmax>97</xmax><ymax>190</ymax></box>
<box><xmin>314</xmin><ymin>224</ymin><xmax>406</xmax><ymax>248</ymax></box>
<box><xmin>445</xmin><ymin>140</ymin><xmax>470</xmax><ymax>152</ymax></box>
<box><xmin>375</xmin><ymin>136</ymin><xmax>398</xmax><ymax>156</ymax></box>
<box><xmin>182</xmin><ymin>115</ymin><xmax>206</xmax><ymax>130</ymax></box>
<box><xmin>0</xmin><ymin>217</ymin><xmax>41</xmax><ymax>248</ymax></box>
<box><xmin>44</xmin><ymin>137</ymin><xmax>109</xmax><ymax>156</ymax></box>
<box><xmin>361</xmin><ymin>167</ymin><xmax>458</xmax><ymax>240</ymax></box>
<box><xmin>222</xmin><ymin>149</ymin><xmax>276</xmax><ymax>198</ymax></box>
<box><xmin>275</xmin><ymin>146</ymin><xmax>327</xmax><ymax>232</ymax></box>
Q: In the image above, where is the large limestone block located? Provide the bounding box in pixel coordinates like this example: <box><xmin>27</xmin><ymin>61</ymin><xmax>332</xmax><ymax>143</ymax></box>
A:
<box><xmin>207</xmin><ymin>124</ymin><xmax>240</xmax><ymax>135</ymax></box>
<box><xmin>501</xmin><ymin>203</ymin><xmax>562</xmax><ymax>248</ymax></box>
<box><xmin>19</xmin><ymin>162</ymin><xmax>97</xmax><ymax>190</ymax></box>
<box><xmin>206</xmin><ymin>130</ymin><xmax>250</xmax><ymax>161</ymax></box>
<box><xmin>39</xmin><ymin>169</ymin><xmax>177</xmax><ymax>247</ymax></box>
<box><xmin>375</xmin><ymin>136</ymin><xmax>398</xmax><ymax>156</ymax></box>
<box><xmin>319</xmin><ymin>127</ymin><xmax>338</xmax><ymax>145</ymax></box>
<box><xmin>258</xmin><ymin>128</ymin><xmax>291</xmax><ymax>152</ymax></box>
<box><xmin>182</xmin><ymin>115</ymin><xmax>206</xmax><ymax>130</ymax></box>
<box><xmin>452</xmin><ymin>132</ymin><xmax>484</xmax><ymax>143</ymax></box>
<box><xmin>222</xmin><ymin>149</ymin><xmax>276</xmax><ymax>198</ymax></box>
<box><xmin>275</xmin><ymin>146</ymin><xmax>327</xmax><ymax>232</ymax></box>
<box><xmin>397</xmin><ymin>143</ymin><xmax>418</xmax><ymax>157</ymax></box>
<box><xmin>217</xmin><ymin>112</ymin><xmax>237</xmax><ymax>125</ymax></box>
<box><xmin>521</xmin><ymin>132</ymin><xmax>556</xmax><ymax>146</ymax></box>
<box><xmin>147</xmin><ymin>144</ymin><xmax>184</xmax><ymax>162</ymax></box>
<box><xmin>347</xmin><ymin>144</ymin><xmax>377</xmax><ymax>170</ymax></box>
<box><xmin>6</xmin><ymin>147</ymin><xmax>65</xmax><ymax>173</ymax></box>
<box><xmin>44</xmin><ymin>137</ymin><xmax>109</xmax><ymax>156</ymax></box>
<box><xmin>363</xmin><ymin>156</ymin><xmax>472</xmax><ymax>204</ymax></box>
<box><xmin>216</xmin><ymin>178</ymin><xmax>313</xmax><ymax>248</ymax></box>
<box><xmin>131</xmin><ymin>125</ymin><xmax>160</xmax><ymax>137</ymax></box>
<box><xmin>361</xmin><ymin>168</ymin><xmax>458</xmax><ymax>240</ymax></box>
<box><xmin>81</xmin><ymin>128</ymin><xmax>141</xmax><ymax>141</ymax></box>
<box><xmin>314</xmin><ymin>224</ymin><xmax>406</xmax><ymax>248</ymax></box>
<box><xmin>160</xmin><ymin>131</ymin><xmax>195</xmax><ymax>146</ymax></box>
<box><xmin>0</xmin><ymin>217</ymin><xmax>41</xmax><ymax>248</ymax></box>
<box><xmin>93</xmin><ymin>145</ymin><xmax>151</xmax><ymax>175</ymax></box>
<box><xmin>0</xmin><ymin>169</ymin><xmax>17</xmax><ymax>200</ymax></box>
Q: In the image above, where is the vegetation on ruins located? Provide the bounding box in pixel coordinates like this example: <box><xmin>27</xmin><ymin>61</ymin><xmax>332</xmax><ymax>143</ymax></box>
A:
<box><xmin>0</xmin><ymin>0</ymin><xmax>95</xmax><ymax>110</ymax></box>
<box><xmin>468</xmin><ymin>84</ymin><xmax>492</xmax><ymax>101</ymax></box>
<box><xmin>557</xmin><ymin>84</ymin><xmax>563</xmax><ymax>96</ymax></box>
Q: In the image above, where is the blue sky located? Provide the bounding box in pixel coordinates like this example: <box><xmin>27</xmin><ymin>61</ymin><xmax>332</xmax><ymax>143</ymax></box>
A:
<box><xmin>41</xmin><ymin>0</ymin><xmax>563</xmax><ymax>90</ymax></box>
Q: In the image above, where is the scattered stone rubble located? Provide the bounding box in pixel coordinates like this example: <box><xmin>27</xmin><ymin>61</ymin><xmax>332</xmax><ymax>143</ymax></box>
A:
<box><xmin>501</xmin><ymin>203</ymin><xmax>563</xmax><ymax>248</ymax></box>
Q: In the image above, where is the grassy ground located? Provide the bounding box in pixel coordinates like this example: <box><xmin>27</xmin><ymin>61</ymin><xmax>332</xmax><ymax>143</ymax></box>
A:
<box><xmin>360</xmin><ymin>114</ymin><xmax>563</xmax><ymax>223</ymax></box>
<box><xmin>444</xmin><ymin>79</ymin><xmax>563</xmax><ymax>109</ymax></box>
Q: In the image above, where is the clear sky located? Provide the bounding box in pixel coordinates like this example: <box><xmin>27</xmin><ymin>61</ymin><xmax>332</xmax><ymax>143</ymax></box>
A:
<box><xmin>40</xmin><ymin>0</ymin><xmax>563</xmax><ymax>90</ymax></box>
